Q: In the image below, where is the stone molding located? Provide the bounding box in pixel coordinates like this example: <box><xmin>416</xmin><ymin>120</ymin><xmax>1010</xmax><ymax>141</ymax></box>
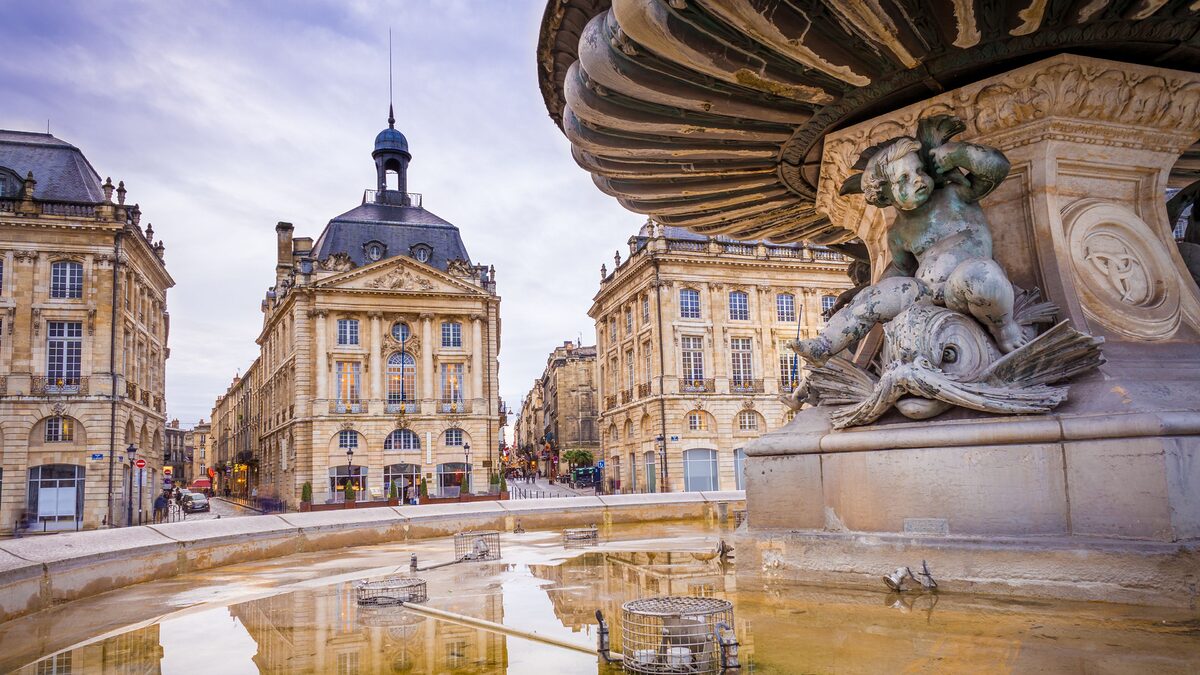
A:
<box><xmin>817</xmin><ymin>55</ymin><xmax>1200</xmax><ymax>238</ymax></box>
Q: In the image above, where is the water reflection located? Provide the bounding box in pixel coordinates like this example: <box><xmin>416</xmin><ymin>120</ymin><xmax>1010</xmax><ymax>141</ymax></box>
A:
<box><xmin>15</xmin><ymin>536</ymin><xmax>1200</xmax><ymax>674</ymax></box>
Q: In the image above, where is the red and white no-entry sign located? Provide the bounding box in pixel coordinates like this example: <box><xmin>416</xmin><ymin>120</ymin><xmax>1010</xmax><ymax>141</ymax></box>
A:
<box><xmin>134</xmin><ymin>459</ymin><xmax>146</xmax><ymax>469</ymax></box>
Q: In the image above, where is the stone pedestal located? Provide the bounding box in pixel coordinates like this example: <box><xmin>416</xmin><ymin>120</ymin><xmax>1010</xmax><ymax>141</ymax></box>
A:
<box><xmin>744</xmin><ymin>55</ymin><xmax>1200</xmax><ymax>605</ymax></box>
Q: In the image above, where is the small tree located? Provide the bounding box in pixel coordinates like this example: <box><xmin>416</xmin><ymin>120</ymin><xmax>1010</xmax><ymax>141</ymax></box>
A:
<box><xmin>562</xmin><ymin>449</ymin><xmax>595</xmax><ymax>470</ymax></box>
<box><xmin>344</xmin><ymin>481</ymin><xmax>356</xmax><ymax>502</ymax></box>
<box><xmin>389</xmin><ymin>481</ymin><xmax>399</xmax><ymax>501</ymax></box>
<box><xmin>419</xmin><ymin>477</ymin><xmax>428</xmax><ymax>498</ymax></box>
<box><xmin>499</xmin><ymin>474</ymin><xmax>508</xmax><ymax>494</ymax></box>
<box><xmin>300</xmin><ymin>481</ymin><xmax>313</xmax><ymax>503</ymax></box>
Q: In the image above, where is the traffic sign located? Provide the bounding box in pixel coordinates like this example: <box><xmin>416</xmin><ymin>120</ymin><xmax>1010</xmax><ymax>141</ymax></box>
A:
<box><xmin>596</xmin><ymin>460</ymin><xmax>605</xmax><ymax>469</ymax></box>
<box><xmin>163</xmin><ymin>466</ymin><xmax>174</xmax><ymax>475</ymax></box>
<box><xmin>90</xmin><ymin>453</ymin><xmax>104</xmax><ymax>460</ymax></box>
<box><xmin>134</xmin><ymin>458</ymin><xmax>146</xmax><ymax>469</ymax></box>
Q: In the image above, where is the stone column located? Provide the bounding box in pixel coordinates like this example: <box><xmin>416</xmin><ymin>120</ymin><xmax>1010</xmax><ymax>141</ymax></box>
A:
<box><xmin>420</xmin><ymin>313</ymin><xmax>434</xmax><ymax>412</ymax></box>
<box><xmin>313</xmin><ymin>309</ymin><xmax>328</xmax><ymax>403</ymax></box>
<box><xmin>369</xmin><ymin>312</ymin><xmax>382</xmax><ymax>408</ymax></box>
<box><xmin>470</xmin><ymin>314</ymin><xmax>483</xmax><ymax>406</ymax></box>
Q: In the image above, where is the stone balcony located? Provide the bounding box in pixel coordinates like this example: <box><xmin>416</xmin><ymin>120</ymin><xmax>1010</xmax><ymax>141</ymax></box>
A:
<box><xmin>637</xmin><ymin>383</ymin><xmax>651</xmax><ymax>398</ymax></box>
<box><xmin>679</xmin><ymin>378</ymin><xmax>715</xmax><ymax>394</ymax></box>
<box><xmin>730</xmin><ymin>379</ymin><xmax>764</xmax><ymax>394</ymax></box>
<box><xmin>32</xmin><ymin>376</ymin><xmax>89</xmax><ymax>396</ymax></box>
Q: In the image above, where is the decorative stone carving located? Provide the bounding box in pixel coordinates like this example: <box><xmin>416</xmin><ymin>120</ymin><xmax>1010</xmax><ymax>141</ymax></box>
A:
<box><xmin>384</xmin><ymin>335</ymin><xmax>420</xmax><ymax>357</ymax></box>
<box><xmin>367</xmin><ymin>268</ymin><xmax>434</xmax><ymax>291</ymax></box>
<box><xmin>1064</xmin><ymin>199</ymin><xmax>1181</xmax><ymax>340</ymax></box>
<box><xmin>790</xmin><ymin>115</ymin><xmax>1103</xmax><ymax>428</ymax></box>
<box><xmin>318</xmin><ymin>253</ymin><xmax>356</xmax><ymax>272</ymax></box>
<box><xmin>338</xmin><ymin>422</ymin><xmax>355</xmax><ymax>431</ymax></box>
<box><xmin>13</xmin><ymin>250</ymin><xmax>37</xmax><ymax>263</ymax></box>
<box><xmin>446</xmin><ymin>258</ymin><xmax>475</xmax><ymax>277</ymax></box>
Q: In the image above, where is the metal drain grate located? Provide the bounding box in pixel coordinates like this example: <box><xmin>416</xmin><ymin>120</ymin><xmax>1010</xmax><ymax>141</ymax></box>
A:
<box><xmin>620</xmin><ymin>596</ymin><xmax>735</xmax><ymax>674</ymax></box>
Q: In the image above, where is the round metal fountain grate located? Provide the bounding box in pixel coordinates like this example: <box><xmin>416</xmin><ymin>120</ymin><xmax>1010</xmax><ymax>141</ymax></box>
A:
<box><xmin>454</xmin><ymin>530</ymin><xmax>501</xmax><ymax>561</ymax></box>
<box><xmin>355</xmin><ymin>576</ymin><xmax>427</xmax><ymax>606</ymax></box>
<box><xmin>620</xmin><ymin>596</ymin><xmax>734</xmax><ymax>674</ymax></box>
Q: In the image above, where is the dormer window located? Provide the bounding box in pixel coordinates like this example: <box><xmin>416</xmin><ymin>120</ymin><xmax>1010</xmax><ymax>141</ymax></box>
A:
<box><xmin>363</xmin><ymin>240</ymin><xmax>386</xmax><ymax>262</ymax></box>
<box><xmin>411</xmin><ymin>244</ymin><xmax>432</xmax><ymax>264</ymax></box>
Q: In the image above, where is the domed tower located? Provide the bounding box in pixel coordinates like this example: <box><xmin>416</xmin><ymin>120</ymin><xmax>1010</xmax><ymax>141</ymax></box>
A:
<box><xmin>372</xmin><ymin>104</ymin><xmax>411</xmax><ymax>204</ymax></box>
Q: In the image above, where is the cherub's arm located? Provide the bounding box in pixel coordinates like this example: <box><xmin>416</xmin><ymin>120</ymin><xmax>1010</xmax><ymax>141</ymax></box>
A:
<box><xmin>931</xmin><ymin>141</ymin><xmax>1010</xmax><ymax>203</ymax></box>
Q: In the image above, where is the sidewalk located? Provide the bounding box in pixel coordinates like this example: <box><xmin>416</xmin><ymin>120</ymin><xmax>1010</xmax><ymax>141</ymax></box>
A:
<box><xmin>508</xmin><ymin>476</ymin><xmax>596</xmax><ymax>499</ymax></box>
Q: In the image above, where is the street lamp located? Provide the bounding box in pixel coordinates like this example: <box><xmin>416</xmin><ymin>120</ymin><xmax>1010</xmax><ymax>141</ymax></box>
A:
<box><xmin>345</xmin><ymin>447</ymin><xmax>354</xmax><ymax>501</ymax></box>
<box><xmin>656</xmin><ymin>435</ymin><xmax>668</xmax><ymax>494</ymax></box>
<box><xmin>463</xmin><ymin>442</ymin><xmax>471</xmax><ymax>494</ymax></box>
<box><xmin>125</xmin><ymin>444</ymin><xmax>137</xmax><ymax>526</ymax></box>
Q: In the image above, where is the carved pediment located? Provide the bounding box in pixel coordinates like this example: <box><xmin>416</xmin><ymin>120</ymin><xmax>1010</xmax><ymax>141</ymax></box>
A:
<box><xmin>366</xmin><ymin>267</ymin><xmax>435</xmax><ymax>291</ymax></box>
<box><xmin>318</xmin><ymin>253</ymin><xmax>356</xmax><ymax>272</ymax></box>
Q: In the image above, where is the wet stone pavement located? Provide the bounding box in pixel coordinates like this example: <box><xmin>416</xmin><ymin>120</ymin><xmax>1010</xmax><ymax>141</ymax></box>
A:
<box><xmin>1</xmin><ymin>521</ymin><xmax>1197</xmax><ymax>674</ymax></box>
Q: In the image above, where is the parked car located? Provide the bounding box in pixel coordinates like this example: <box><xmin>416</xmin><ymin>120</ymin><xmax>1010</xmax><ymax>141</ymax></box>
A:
<box><xmin>183</xmin><ymin>493</ymin><xmax>210</xmax><ymax>513</ymax></box>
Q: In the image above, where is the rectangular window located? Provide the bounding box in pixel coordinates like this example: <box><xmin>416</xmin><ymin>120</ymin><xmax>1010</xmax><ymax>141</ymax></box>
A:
<box><xmin>609</xmin><ymin>316</ymin><xmax>617</xmax><ymax>339</ymax></box>
<box><xmin>643</xmin><ymin>346</ymin><xmax>652</xmax><ymax>384</ymax></box>
<box><xmin>625</xmin><ymin>308</ymin><xmax>632</xmax><ymax>333</ymax></box>
<box><xmin>0</xmin><ymin>259</ymin><xmax>4</xmax><ymax>295</ymax></box>
<box><xmin>445</xmin><ymin>428</ymin><xmax>463</xmax><ymax>446</ymax></box>
<box><xmin>642</xmin><ymin>295</ymin><xmax>650</xmax><ymax>323</ymax></box>
<box><xmin>728</xmin><ymin>291</ymin><xmax>749</xmax><ymax>321</ymax></box>
<box><xmin>625</xmin><ymin>349</ymin><xmax>634</xmax><ymax>388</ymax></box>
<box><xmin>46</xmin><ymin>321</ymin><xmax>83</xmax><ymax>386</ymax></box>
<box><xmin>679</xmin><ymin>288</ymin><xmax>701</xmax><ymax>319</ymax></box>
<box><xmin>441</xmin><ymin>321</ymin><xmax>462</xmax><ymax>347</ymax></box>
<box><xmin>336</xmin><ymin>319</ymin><xmax>359</xmax><ymax>346</ymax></box>
<box><xmin>50</xmin><ymin>261</ymin><xmax>83</xmax><ymax>299</ymax></box>
<box><xmin>681</xmin><ymin>336</ymin><xmax>704</xmax><ymax>381</ymax></box>
<box><xmin>776</xmin><ymin>293</ymin><xmax>796</xmax><ymax>322</ymax></box>
<box><xmin>688</xmin><ymin>412</ymin><xmax>707</xmax><ymax>431</ymax></box>
<box><xmin>440</xmin><ymin>362</ymin><xmax>463</xmax><ymax>402</ymax></box>
<box><xmin>779</xmin><ymin>346</ymin><xmax>800</xmax><ymax>390</ymax></box>
<box><xmin>821</xmin><ymin>295</ymin><xmax>838</xmax><ymax>318</ymax></box>
<box><xmin>338</xmin><ymin>430</ymin><xmax>358</xmax><ymax>449</ymax></box>
<box><xmin>45</xmin><ymin>416</ymin><xmax>74</xmax><ymax>442</ymax></box>
<box><xmin>334</xmin><ymin>361</ymin><xmax>361</xmax><ymax>401</ymax></box>
<box><xmin>730</xmin><ymin>337</ymin><xmax>753</xmax><ymax>383</ymax></box>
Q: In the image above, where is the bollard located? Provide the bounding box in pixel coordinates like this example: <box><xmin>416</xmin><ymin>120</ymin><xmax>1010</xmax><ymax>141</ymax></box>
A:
<box><xmin>409</xmin><ymin>553</ymin><xmax>418</xmax><ymax>573</ymax></box>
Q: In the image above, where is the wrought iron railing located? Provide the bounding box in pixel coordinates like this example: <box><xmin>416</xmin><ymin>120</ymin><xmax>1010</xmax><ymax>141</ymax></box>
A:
<box><xmin>141</xmin><ymin>391</ymin><xmax>150</xmax><ymax>406</ymax></box>
<box><xmin>126</xmin><ymin>382</ymin><xmax>138</xmax><ymax>398</ymax></box>
<box><xmin>680</xmin><ymin>378</ymin><xmax>715</xmax><ymax>393</ymax></box>
<box><xmin>33</xmin><ymin>376</ymin><xmax>88</xmax><ymax>395</ymax></box>
<box><xmin>637</xmin><ymin>382</ymin><xmax>651</xmax><ymax>398</ymax></box>
<box><xmin>363</xmin><ymin>189</ymin><xmax>422</xmax><ymax>207</ymax></box>
<box><xmin>330</xmin><ymin>399</ymin><xmax>365</xmax><ymax>414</ymax></box>
<box><xmin>620</xmin><ymin>389</ymin><xmax>632</xmax><ymax>404</ymax></box>
<box><xmin>439</xmin><ymin>399</ymin><xmax>470</xmax><ymax>413</ymax></box>
<box><xmin>730</xmin><ymin>378</ymin><xmax>764</xmax><ymax>394</ymax></box>
<box><xmin>386</xmin><ymin>401</ymin><xmax>418</xmax><ymax>414</ymax></box>
<box><xmin>605</xmin><ymin>394</ymin><xmax>617</xmax><ymax>409</ymax></box>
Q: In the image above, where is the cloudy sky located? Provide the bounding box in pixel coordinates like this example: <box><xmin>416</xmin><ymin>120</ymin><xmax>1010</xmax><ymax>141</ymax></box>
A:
<box><xmin>1</xmin><ymin>0</ymin><xmax>642</xmax><ymax>425</ymax></box>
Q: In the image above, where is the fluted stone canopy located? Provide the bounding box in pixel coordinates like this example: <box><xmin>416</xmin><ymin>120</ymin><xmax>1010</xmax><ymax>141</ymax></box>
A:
<box><xmin>537</xmin><ymin>0</ymin><xmax>1200</xmax><ymax>244</ymax></box>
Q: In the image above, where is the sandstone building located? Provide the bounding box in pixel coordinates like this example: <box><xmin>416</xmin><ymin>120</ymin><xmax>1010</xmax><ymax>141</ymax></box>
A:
<box><xmin>184</xmin><ymin>418</ymin><xmax>210</xmax><ymax>486</ymax></box>
<box><xmin>211</xmin><ymin>111</ymin><xmax>502</xmax><ymax>508</ymax></box>
<box><xmin>164</xmin><ymin>419</ymin><xmax>186</xmax><ymax>484</ymax></box>
<box><xmin>515</xmin><ymin>341</ymin><xmax>598</xmax><ymax>476</ymax></box>
<box><xmin>0</xmin><ymin>130</ymin><xmax>173</xmax><ymax>532</ymax></box>
<box><xmin>590</xmin><ymin>222</ymin><xmax>851</xmax><ymax>493</ymax></box>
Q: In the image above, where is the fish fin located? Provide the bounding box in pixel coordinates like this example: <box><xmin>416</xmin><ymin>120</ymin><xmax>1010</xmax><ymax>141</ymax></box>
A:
<box><xmin>981</xmin><ymin>321</ymin><xmax>1105</xmax><ymax>388</ymax></box>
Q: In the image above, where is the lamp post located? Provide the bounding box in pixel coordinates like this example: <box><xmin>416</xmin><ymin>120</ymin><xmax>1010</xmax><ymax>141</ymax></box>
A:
<box><xmin>345</xmin><ymin>447</ymin><xmax>354</xmax><ymax>502</ymax></box>
<box><xmin>463</xmin><ymin>442</ymin><xmax>471</xmax><ymax>495</ymax></box>
<box><xmin>656</xmin><ymin>435</ymin><xmax>668</xmax><ymax>494</ymax></box>
<box><xmin>125</xmin><ymin>444</ymin><xmax>137</xmax><ymax>526</ymax></box>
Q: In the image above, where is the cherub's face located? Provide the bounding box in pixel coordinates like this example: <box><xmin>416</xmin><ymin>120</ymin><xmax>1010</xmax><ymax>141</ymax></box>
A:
<box><xmin>885</xmin><ymin>151</ymin><xmax>932</xmax><ymax>211</ymax></box>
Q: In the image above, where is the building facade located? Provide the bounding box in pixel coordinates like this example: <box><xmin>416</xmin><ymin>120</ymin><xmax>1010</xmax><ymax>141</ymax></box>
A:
<box><xmin>212</xmin><ymin>112</ymin><xmax>502</xmax><ymax>508</ymax></box>
<box><xmin>163</xmin><ymin>419</ymin><xmax>187</xmax><ymax>485</ymax></box>
<box><xmin>0</xmin><ymin>130</ymin><xmax>173</xmax><ymax>532</ymax></box>
<box><xmin>516</xmin><ymin>341</ymin><xmax>598</xmax><ymax>477</ymax></box>
<box><xmin>590</xmin><ymin>221</ymin><xmax>851</xmax><ymax>493</ymax></box>
<box><xmin>183</xmin><ymin>419</ymin><xmax>210</xmax><ymax>486</ymax></box>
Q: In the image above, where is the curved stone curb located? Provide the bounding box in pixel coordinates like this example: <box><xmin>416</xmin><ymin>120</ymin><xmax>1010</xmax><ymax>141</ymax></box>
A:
<box><xmin>0</xmin><ymin>492</ymin><xmax>743</xmax><ymax>623</ymax></box>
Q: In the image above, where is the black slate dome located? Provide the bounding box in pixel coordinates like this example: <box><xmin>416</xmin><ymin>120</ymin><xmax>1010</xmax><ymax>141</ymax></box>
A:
<box><xmin>374</xmin><ymin>126</ymin><xmax>409</xmax><ymax>157</ymax></box>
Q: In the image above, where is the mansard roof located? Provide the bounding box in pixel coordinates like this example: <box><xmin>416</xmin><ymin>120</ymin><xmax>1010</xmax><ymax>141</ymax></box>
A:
<box><xmin>311</xmin><ymin>200</ymin><xmax>472</xmax><ymax>272</ymax></box>
<box><xmin>0</xmin><ymin>130</ymin><xmax>105</xmax><ymax>203</ymax></box>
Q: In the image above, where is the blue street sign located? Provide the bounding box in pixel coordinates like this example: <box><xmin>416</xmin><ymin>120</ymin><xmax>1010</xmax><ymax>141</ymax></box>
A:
<box><xmin>596</xmin><ymin>460</ymin><xmax>605</xmax><ymax>469</ymax></box>
<box><xmin>669</xmin><ymin>435</ymin><xmax>680</xmax><ymax>442</ymax></box>
<box><xmin>90</xmin><ymin>453</ymin><xmax>104</xmax><ymax>460</ymax></box>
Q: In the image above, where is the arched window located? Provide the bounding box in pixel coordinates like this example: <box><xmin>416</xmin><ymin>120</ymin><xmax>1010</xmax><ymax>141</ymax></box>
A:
<box><xmin>737</xmin><ymin>410</ymin><xmax>760</xmax><ymax>432</ymax></box>
<box><xmin>679</xmin><ymin>288</ymin><xmax>701</xmax><ymax>318</ymax></box>
<box><xmin>386</xmin><ymin>352</ymin><xmax>417</xmax><ymax>408</ymax></box>
<box><xmin>624</xmin><ymin>419</ymin><xmax>633</xmax><ymax>440</ymax></box>
<box><xmin>384</xmin><ymin>429</ymin><xmax>421</xmax><ymax>451</ymax></box>
<box><xmin>609</xmin><ymin>424</ymin><xmax>619</xmax><ymax>442</ymax></box>
<box><xmin>683</xmin><ymin>449</ymin><xmax>718</xmax><ymax>492</ymax></box>
<box><xmin>686</xmin><ymin>410</ymin><xmax>709</xmax><ymax>432</ymax></box>
<box><xmin>776</xmin><ymin>293</ymin><xmax>796</xmax><ymax>322</ymax></box>
<box><xmin>50</xmin><ymin>261</ymin><xmax>83</xmax><ymax>299</ymax></box>
<box><xmin>728</xmin><ymin>290</ymin><xmax>749</xmax><ymax>321</ymax></box>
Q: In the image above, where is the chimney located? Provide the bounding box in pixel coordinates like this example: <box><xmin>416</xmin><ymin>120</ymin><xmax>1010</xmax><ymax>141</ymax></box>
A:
<box><xmin>276</xmin><ymin>221</ymin><xmax>294</xmax><ymax>282</ymax></box>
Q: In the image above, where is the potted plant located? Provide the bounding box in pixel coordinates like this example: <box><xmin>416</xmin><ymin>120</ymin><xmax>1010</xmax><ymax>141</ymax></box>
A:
<box><xmin>388</xmin><ymin>481</ymin><xmax>400</xmax><ymax>506</ymax></box>
<box><xmin>300</xmin><ymin>481</ymin><xmax>313</xmax><ymax>512</ymax></box>
<box><xmin>344</xmin><ymin>481</ymin><xmax>356</xmax><ymax>506</ymax></box>
<box><xmin>499</xmin><ymin>474</ymin><xmax>508</xmax><ymax>500</ymax></box>
<box><xmin>419</xmin><ymin>476</ymin><xmax>428</xmax><ymax>502</ymax></box>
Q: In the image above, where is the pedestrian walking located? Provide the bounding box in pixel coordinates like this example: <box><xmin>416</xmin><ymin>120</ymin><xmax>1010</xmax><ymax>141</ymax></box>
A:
<box><xmin>153</xmin><ymin>493</ymin><xmax>167</xmax><ymax>523</ymax></box>
<box><xmin>405</xmin><ymin>481</ymin><xmax>418</xmax><ymax>506</ymax></box>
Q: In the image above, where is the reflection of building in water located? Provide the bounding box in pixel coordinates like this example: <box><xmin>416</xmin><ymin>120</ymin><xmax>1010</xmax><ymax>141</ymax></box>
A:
<box><xmin>20</xmin><ymin>624</ymin><xmax>163</xmax><ymax>674</ymax></box>
<box><xmin>531</xmin><ymin>552</ymin><xmax>753</xmax><ymax>662</ymax></box>
<box><xmin>231</xmin><ymin>582</ymin><xmax>507</xmax><ymax>674</ymax></box>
